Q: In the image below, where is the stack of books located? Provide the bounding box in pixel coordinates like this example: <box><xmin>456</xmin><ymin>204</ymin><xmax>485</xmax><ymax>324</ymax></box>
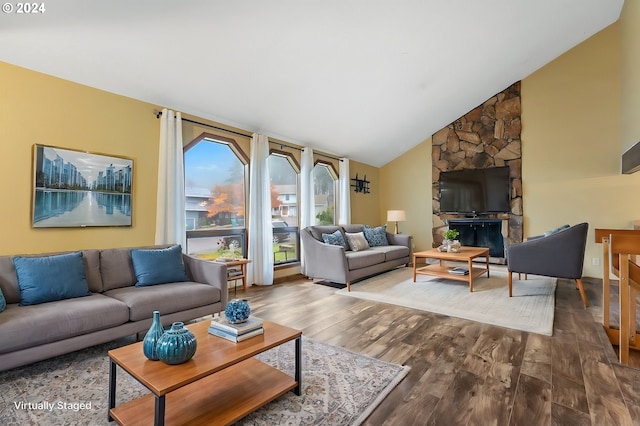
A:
<box><xmin>208</xmin><ymin>315</ymin><xmax>264</xmax><ymax>342</ymax></box>
<box><xmin>448</xmin><ymin>267</ymin><xmax>469</xmax><ymax>275</ymax></box>
<box><xmin>227</xmin><ymin>268</ymin><xmax>243</xmax><ymax>279</ymax></box>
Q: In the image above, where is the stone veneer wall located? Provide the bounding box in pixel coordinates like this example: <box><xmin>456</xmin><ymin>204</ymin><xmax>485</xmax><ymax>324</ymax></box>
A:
<box><xmin>432</xmin><ymin>82</ymin><xmax>523</xmax><ymax>255</ymax></box>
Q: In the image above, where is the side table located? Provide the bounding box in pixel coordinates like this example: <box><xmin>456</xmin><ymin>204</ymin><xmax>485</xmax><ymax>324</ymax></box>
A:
<box><xmin>220</xmin><ymin>258</ymin><xmax>251</xmax><ymax>296</ymax></box>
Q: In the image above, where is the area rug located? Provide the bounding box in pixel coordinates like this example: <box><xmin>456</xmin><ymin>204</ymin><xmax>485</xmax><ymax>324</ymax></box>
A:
<box><xmin>337</xmin><ymin>268</ymin><xmax>556</xmax><ymax>336</ymax></box>
<box><xmin>0</xmin><ymin>336</ymin><xmax>409</xmax><ymax>426</ymax></box>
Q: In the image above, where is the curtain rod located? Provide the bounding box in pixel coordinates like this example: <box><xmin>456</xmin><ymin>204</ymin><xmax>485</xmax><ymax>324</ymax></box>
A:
<box><xmin>154</xmin><ymin>110</ymin><xmax>252</xmax><ymax>139</ymax></box>
<box><xmin>155</xmin><ymin>110</ymin><xmax>342</xmax><ymax>161</ymax></box>
<box><xmin>269</xmin><ymin>140</ymin><xmax>343</xmax><ymax>162</ymax></box>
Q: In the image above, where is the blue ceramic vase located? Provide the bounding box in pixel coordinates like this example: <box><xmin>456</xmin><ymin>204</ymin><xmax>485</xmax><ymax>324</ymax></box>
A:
<box><xmin>156</xmin><ymin>322</ymin><xmax>197</xmax><ymax>365</ymax></box>
<box><xmin>225</xmin><ymin>299</ymin><xmax>251</xmax><ymax>323</ymax></box>
<box><xmin>142</xmin><ymin>310</ymin><xmax>164</xmax><ymax>361</ymax></box>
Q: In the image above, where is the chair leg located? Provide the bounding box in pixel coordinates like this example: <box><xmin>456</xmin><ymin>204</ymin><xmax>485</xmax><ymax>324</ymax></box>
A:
<box><xmin>508</xmin><ymin>271</ymin><xmax>513</xmax><ymax>297</ymax></box>
<box><xmin>575</xmin><ymin>278</ymin><xmax>589</xmax><ymax>307</ymax></box>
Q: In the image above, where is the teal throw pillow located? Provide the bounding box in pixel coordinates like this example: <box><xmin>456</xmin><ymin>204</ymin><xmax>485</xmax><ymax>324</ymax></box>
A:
<box><xmin>131</xmin><ymin>244</ymin><xmax>188</xmax><ymax>287</ymax></box>
<box><xmin>0</xmin><ymin>287</ymin><xmax>5</xmax><ymax>312</ymax></box>
<box><xmin>13</xmin><ymin>251</ymin><xmax>91</xmax><ymax>306</ymax></box>
<box><xmin>322</xmin><ymin>230</ymin><xmax>346</xmax><ymax>248</ymax></box>
<box><xmin>363</xmin><ymin>225</ymin><xmax>389</xmax><ymax>247</ymax></box>
<box><xmin>544</xmin><ymin>224</ymin><xmax>570</xmax><ymax>237</ymax></box>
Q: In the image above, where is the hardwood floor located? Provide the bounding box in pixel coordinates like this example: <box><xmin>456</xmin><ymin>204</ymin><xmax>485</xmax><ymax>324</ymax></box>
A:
<box><xmin>237</xmin><ymin>269</ymin><xmax>640</xmax><ymax>425</ymax></box>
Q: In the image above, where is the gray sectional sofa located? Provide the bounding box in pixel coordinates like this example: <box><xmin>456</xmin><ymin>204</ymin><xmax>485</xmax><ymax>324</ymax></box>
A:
<box><xmin>301</xmin><ymin>224</ymin><xmax>411</xmax><ymax>291</ymax></box>
<box><xmin>0</xmin><ymin>245</ymin><xmax>227</xmax><ymax>371</ymax></box>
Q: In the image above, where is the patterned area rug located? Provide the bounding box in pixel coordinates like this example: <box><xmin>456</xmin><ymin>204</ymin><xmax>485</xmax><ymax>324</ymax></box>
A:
<box><xmin>337</xmin><ymin>267</ymin><xmax>556</xmax><ymax>336</ymax></box>
<box><xmin>0</xmin><ymin>336</ymin><xmax>408</xmax><ymax>425</ymax></box>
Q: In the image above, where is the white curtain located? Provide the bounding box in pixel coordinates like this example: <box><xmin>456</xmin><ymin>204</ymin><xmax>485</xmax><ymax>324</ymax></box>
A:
<box><xmin>247</xmin><ymin>133</ymin><xmax>274</xmax><ymax>285</ymax></box>
<box><xmin>338</xmin><ymin>157</ymin><xmax>351</xmax><ymax>225</ymax></box>
<box><xmin>299</xmin><ymin>147</ymin><xmax>315</xmax><ymax>274</ymax></box>
<box><xmin>155</xmin><ymin>109</ymin><xmax>186</xmax><ymax>249</ymax></box>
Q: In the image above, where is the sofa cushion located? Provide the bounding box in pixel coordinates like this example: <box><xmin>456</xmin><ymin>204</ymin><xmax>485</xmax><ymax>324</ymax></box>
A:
<box><xmin>0</xmin><ymin>287</ymin><xmax>5</xmax><ymax>312</ymax></box>
<box><xmin>369</xmin><ymin>245</ymin><xmax>410</xmax><ymax>261</ymax></box>
<box><xmin>345</xmin><ymin>232</ymin><xmax>370</xmax><ymax>252</ymax></box>
<box><xmin>0</xmin><ymin>293</ymin><xmax>129</xmax><ymax>354</ymax></box>
<box><xmin>13</xmin><ymin>252</ymin><xmax>91</xmax><ymax>306</ymax></box>
<box><xmin>131</xmin><ymin>244</ymin><xmax>188</xmax><ymax>287</ymax></box>
<box><xmin>104</xmin><ymin>282</ymin><xmax>221</xmax><ymax>322</ymax></box>
<box><xmin>322</xmin><ymin>230</ymin><xmax>347</xmax><ymax>248</ymax></box>
<box><xmin>342</xmin><ymin>224</ymin><xmax>364</xmax><ymax>234</ymax></box>
<box><xmin>100</xmin><ymin>248</ymin><xmax>137</xmax><ymax>291</ymax></box>
<box><xmin>346</xmin><ymin>250</ymin><xmax>386</xmax><ymax>270</ymax></box>
<box><xmin>363</xmin><ymin>225</ymin><xmax>389</xmax><ymax>247</ymax></box>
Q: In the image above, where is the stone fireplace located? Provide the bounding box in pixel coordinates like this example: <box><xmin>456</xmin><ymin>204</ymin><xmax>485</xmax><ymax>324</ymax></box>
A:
<box><xmin>432</xmin><ymin>82</ymin><xmax>523</xmax><ymax>263</ymax></box>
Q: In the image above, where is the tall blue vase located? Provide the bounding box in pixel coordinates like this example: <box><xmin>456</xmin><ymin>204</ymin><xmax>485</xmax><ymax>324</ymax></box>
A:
<box><xmin>143</xmin><ymin>310</ymin><xmax>164</xmax><ymax>361</ymax></box>
<box><xmin>156</xmin><ymin>322</ymin><xmax>198</xmax><ymax>365</ymax></box>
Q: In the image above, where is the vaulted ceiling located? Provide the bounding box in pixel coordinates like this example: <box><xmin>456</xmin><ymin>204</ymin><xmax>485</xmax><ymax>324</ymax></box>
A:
<box><xmin>0</xmin><ymin>1</ymin><xmax>623</xmax><ymax>166</ymax></box>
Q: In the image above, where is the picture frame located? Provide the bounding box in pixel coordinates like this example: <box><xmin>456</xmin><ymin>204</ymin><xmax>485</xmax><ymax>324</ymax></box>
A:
<box><xmin>32</xmin><ymin>145</ymin><xmax>133</xmax><ymax>228</ymax></box>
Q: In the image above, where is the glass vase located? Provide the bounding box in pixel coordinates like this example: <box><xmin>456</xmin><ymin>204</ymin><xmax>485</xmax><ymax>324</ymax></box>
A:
<box><xmin>156</xmin><ymin>322</ymin><xmax>198</xmax><ymax>365</ymax></box>
<box><xmin>142</xmin><ymin>310</ymin><xmax>164</xmax><ymax>361</ymax></box>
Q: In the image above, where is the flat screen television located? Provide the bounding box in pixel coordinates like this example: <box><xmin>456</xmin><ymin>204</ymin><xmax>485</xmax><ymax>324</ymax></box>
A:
<box><xmin>439</xmin><ymin>166</ymin><xmax>511</xmax><ymax>214</ymax></box>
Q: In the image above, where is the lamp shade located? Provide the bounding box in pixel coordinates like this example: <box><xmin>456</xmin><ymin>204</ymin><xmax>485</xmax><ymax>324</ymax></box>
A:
<box><xmin>387</xmin><ymin>210</ymin><xmax>406</xmax><ymax>222</ymax></box>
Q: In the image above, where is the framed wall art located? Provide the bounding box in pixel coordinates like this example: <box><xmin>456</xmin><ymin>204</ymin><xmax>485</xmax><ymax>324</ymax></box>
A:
<box><xmin>32</xmin><ymin>145</ymin><xmax>133</xmax><ymax>228</ymax></box>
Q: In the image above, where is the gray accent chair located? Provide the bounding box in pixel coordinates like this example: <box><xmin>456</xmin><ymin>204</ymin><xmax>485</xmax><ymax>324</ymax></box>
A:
<box><xmin>507</xmin><ymin>222</ymin><xmax>589</xmax><ymax>306</ymax></box>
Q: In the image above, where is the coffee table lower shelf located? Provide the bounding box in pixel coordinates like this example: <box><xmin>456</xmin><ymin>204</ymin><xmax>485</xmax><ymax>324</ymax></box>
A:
<box><xmin>110</xmin><ymin>358</ymin><xmax>297</xmax><ymax>426</ymax></box>
<box><xmin>415</xmin><ymin>264</ymin><xmax>488</xmax><ymax>283</ymax></box>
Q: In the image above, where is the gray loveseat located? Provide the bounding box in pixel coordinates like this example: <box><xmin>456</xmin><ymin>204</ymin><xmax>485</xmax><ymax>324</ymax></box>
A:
<box><xmin>301</xmin><ymin>224</ymin><xmax>411</xmax><ymax>291</ymax></box>
<box><xmin>0</xmin><ymin>245</ymin><xmax>227</xmax><ymax>371</ymax></box>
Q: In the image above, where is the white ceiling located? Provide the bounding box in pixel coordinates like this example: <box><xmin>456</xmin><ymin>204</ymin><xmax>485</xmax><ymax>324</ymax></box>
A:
<box><xmin>0</xmin><ymin>1</ymin><xmax>623</xmax><ymax>167</ymax></box>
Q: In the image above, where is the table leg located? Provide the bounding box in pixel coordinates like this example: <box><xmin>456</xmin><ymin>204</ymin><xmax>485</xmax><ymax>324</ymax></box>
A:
<box><xmin>293</xmin><ymin>336</ymin><xmax>302</xmax><ymax>396</ymax></box>
<box><xmin>468</xmin><ymin>258</ymin><xmax>474</xmax><ymax>292</ymax></box>
<box><xmin>242</xmin><ymin>263</ymin><xmax>247</xmax><ymax>291</ymax></box>
<box><xmin>486</xmin><ymin>252</ymin><xmax>490</xmax><ymax>278</ymax></box>
<box><xmin>412</xmin><ymin>255</ymin><xmax>417</xmax><ymax>282</ymax></box>
<box><xmin>108</xmin><ymin>360</ymin><xmax>116</xmax><ymax>422</ymax></box>
<box><xmin>154</xmin><ymin>395</ymin><xmax>166</xmax><ymax>426</ymax></box>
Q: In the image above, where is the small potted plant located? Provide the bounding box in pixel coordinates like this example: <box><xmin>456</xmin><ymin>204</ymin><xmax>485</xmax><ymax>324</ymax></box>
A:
<box><xmin>443</xmin><ymin>229</ymin><xmax>460</xmax><ymax>243</ymax></box>
<box><xmin>443</xmin><ymin>229</ymin><xmax>461</xmax><ymax>252</ymax></box>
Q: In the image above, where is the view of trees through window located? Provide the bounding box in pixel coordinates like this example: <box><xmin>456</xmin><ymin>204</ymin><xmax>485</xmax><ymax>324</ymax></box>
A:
<box><xmin>313</xmin><ymin>164</ymin><xmax>336</xmax><ymax>225</ymax></box>
<box><xmin>268</xmin><ymin>154</ymin><xmax>299</xmax><ymax>264</ymax></box>
<box><xmin>184</xmin><ymin>139</ymin><xmax>246</xmax><ymax>260</ymax></box>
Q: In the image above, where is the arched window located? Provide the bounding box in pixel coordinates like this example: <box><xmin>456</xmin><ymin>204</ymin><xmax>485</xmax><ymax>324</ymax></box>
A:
<box><xmin>184</xmin><ymin>134</ymin><xmax>248</xmax><ymax>260</ymax></box>
<box><xmin>268</xmin><ymin>151</ymin><xmax>300</xmax><ymax>264</ymax></box>
<box><xmin>313</xmin><ymin>161</ymin><xmax>337</xmax><ymax>225</ymax></box>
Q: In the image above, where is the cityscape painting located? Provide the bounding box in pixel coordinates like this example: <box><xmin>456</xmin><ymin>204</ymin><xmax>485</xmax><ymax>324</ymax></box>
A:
<box><xmin>32</xmin><ymin>145</ymin><xmax>133</xmax><ymax>228</ymax></box>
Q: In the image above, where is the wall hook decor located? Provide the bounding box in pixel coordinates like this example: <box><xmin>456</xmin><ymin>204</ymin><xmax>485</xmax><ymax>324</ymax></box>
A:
<box><xmin>350</xmin><ymin>173</ymin><xmax>370</xmax><ymax>194</ymax></box>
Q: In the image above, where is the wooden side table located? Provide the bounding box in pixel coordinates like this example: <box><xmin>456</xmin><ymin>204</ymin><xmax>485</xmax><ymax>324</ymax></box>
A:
<box><xmin>222</xmin><ymin>258</ymin><xmax>251</xmax><ymax>296</ymax></box>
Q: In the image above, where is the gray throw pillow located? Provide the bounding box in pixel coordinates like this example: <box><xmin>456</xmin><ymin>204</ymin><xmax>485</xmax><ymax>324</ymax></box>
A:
<box><xmin>345</xmin><ymin>232</ymin><xmax>370</xmax><ymax>252</ymax></box>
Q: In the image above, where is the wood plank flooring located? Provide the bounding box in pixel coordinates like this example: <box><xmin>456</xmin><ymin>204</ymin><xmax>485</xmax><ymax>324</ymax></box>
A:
<box><xmin>236</xmin><ymin>268</ymin><xmax>640</xmax><ymax>425</ymax></box>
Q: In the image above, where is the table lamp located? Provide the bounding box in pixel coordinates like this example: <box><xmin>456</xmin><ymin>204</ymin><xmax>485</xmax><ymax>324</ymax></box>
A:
<box><xmin>387</xmin><ymin>210</ymin><xmax>406</xmax><ymax>234</ymax></box>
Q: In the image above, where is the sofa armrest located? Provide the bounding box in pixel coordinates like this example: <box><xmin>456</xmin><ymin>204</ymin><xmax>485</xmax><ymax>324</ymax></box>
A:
<box><xmin>301</xmin><ymin>229</ymin><xmax>350</xmax><ymax>283</ymax></box>
<box><xmin>182</xmin><ymin>254</ymin><xmax>228</xmax><ymax>308</ymax></box>
<box><xmin>386</xmin><ymin>232</ymin><xmax>412</xmax><ymax>248</ymax></box>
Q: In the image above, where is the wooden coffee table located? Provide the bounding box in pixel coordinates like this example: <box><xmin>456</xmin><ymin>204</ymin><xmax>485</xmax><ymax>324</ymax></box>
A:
<box><xmin>413</xmin><ymin>247</ymin><xmax>490</xmax><ymax>292</ymax></box>
<box><xmin>108</xmin><ymin>320</ymin><xmax>302</xmax><ymax>426</ymax></box>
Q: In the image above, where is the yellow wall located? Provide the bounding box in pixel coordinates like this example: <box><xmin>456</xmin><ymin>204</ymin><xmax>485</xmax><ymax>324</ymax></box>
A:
<box><xmin>0</xmin><ymin>61</ymin><xmax>161</xmax><ymax>255</ymax></box>
<box><xmin>621</xmin><ymin>0</ymin><xmax>640</xmax><ymax>152</ymax></box>
<box><xmin>521</xmin><ymin>21</ymin><xmax>639</xmax><ymax>279</ymax></box>
<box><xmin>349</xmin><ymin>160</ymin><xmax>380</xmax><ymax>225</ymax></box>
<box><xmin>380</xmin><ymin>140</ymin><xmax>431</xmax><ymax>252</ymax></box>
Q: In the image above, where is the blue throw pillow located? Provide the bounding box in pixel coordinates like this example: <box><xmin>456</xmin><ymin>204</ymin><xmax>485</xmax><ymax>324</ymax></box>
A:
<box><xmin>0</xmin><ymin>287</ymin><xmax>5</xmax><ymax>312</ymax></box>
<box><xmin>322</xmin><ymin>230</ymin><xmax>346</xmax><ymax>248</ymax></box>
<box><xmin>363</xmin><ymin>225</ymin><xmax>389</xmax><ymax>247</ymax></box>
<box><xmin>131</xmin><ymin>244</ymin><xmax>188</xmax><ymax>287</ymax></box>
<box><xmin>13</xmin><ymin>252</ymin><xmax>91</xmax><ymax>306</ymax></box>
